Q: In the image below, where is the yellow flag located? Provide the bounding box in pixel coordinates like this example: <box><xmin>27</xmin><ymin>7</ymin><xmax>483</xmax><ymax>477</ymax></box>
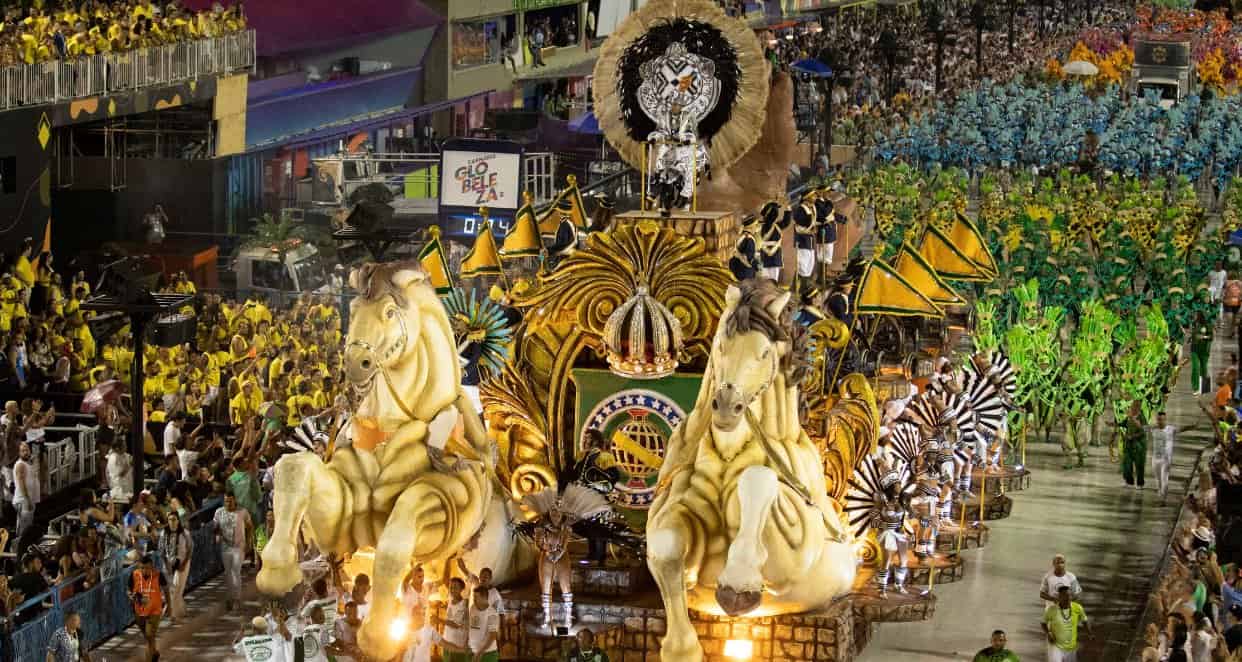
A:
<box><xmin>854</xmin><ymin>258</ymin><xmax>943</xmax><ymax>318</ymax></box>
<box><xmin>893</xmin><ymin>243</ymin><xmax>964</xmax><ymax>306</ymax></box>
<box><xmin>501</xmin><ymin>200</ymin><xmax>543</xmax><ymax>258</ymax></box>
<box><xmin>461</xmin><ymin>221</ymin><xmax>503</xmax><ymax>278</ymax></box>
<box><xmin>917</xmin><ymin>224</ymin><xmax>992</xmax><ymax>282</ymax></box>
<box><xmin>418</xmin><ymin>225</ymin><xmax>454</xmax><ymax>293</ymax></box>
<box><xmin>537</xmin><ymin>176</ymin><xmax>589</xmax><ymax>235</ymax></box>
<box><xmin>947</xmin><ymin>212</ymin><xmax>998</xmax><ymax>277</ymax></box>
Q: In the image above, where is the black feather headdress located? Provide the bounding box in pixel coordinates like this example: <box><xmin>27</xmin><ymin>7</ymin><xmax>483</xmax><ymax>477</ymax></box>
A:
<box><xmin>615</xmin><ymin>18</ymin><xmax>741</xmax><ymax>145</ymax></box>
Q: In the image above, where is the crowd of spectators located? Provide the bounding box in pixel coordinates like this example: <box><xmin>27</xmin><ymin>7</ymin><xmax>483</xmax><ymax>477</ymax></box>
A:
<box><xmin>0</xmin><ymin>0</ymin><xmax>247</xmax><ymax>68</ymax></box>
<box><xmin>1133</xmin><ymin>368</ymin><xmax>1242</xmax><ymax>662</ymax></box>
<box><xmin>756</xmin><ymin>1</ymin><xmax>1132</xmax><ymax>150</ymax></box>
<box><xmin>0</xmin><ymin>237</ymin><xmax>361</xmax><ymax>660</ymax></box>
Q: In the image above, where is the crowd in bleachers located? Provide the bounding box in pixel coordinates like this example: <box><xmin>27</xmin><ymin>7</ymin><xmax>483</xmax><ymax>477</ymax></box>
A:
<box><xmin>0</xmin><ymin>239</ymin><xmax>361</xmax><ymax>660</ymax></box>
<box><xmin>0</xmin><ymin>0</ymin><xmax>247</xmax><ymax>67</ymax></box>
<box><xmin>757</xmin><ymin>2</ymin><xmax>1131</xmax><ymax>151</ymax></box>
<box><xmin>1135</xmin><ymin>383</ymin><xmax>1242</xmax><ymax>662</ymax></box>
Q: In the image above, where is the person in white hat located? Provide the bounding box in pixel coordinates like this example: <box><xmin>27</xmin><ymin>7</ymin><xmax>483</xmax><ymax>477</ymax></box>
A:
<box><xmin>234</xmin><ymin>615</ymin><xmax>288</xmax><ymax>662</ymax></box>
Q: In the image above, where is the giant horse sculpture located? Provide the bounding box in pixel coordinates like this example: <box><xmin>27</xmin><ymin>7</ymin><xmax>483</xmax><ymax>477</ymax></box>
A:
<box><xmin>647</xmin><ymin>278</ymin><xmax>862</xmax><ymax>662</ymax></box>
<box><xmin>256</xmin><ymin>262</ymin><xmax>498</xmax><ymax>661</ymax></box>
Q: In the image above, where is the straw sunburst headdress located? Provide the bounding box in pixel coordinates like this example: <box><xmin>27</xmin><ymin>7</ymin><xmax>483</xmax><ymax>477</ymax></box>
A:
<box><xmin>592</xmin><ymin>0</ymin><xmax>770</xmax><ymax>175</ymax></box>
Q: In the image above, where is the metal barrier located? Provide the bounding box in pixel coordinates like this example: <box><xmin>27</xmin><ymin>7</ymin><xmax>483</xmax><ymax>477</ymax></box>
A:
<box><xmin>1124</xmin><ymin>445</ymin><xmax>1211</xmax><ymax>661</ymax></box>
<box><xmin>525</xmin><ymin>152</ymin><xmax>557</xmax><ymax>205</ymax></box>
<box><xmin>41</xmin><ymin>425</ymin><xmax>96</xmax><ymax>495</ymax></box>
<box><xmin>0</xmin><ymin>30</ymin><xmax>255</xmax><ymax>111</ymax></box>
<box><xmin>0</xmin><ymin>503</ymin><xmax>225</xmax><ymax>661</ymax></box>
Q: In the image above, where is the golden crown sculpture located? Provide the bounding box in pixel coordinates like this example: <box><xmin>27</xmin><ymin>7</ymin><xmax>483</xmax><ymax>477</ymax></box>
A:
<box><xmin>603</xmin><ymin>284</ymin><xmax>684</xmax><ymax>380</ymax></box>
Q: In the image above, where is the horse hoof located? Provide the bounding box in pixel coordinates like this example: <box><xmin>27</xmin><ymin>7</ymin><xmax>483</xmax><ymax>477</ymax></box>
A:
<box><xmin>256</xmin><ymin>561</ymin><xmax>302</xmax><ymax>597</ymax></box>
<box><xmin>358</xmin><ymin>616</ymin><xmax>404</xmax><ymax>662</ymax></box>
<box><xmin>716</xmin><ymin>585</ymin><xmax>762</xmax><ymax>616</ymax></box>
<box><xmin>660</xmin><ymin>639</ymin><xmax>704</xmax><ymax>662</ymax></box>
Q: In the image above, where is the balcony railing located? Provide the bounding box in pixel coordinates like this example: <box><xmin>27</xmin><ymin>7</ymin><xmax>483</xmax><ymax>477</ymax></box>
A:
<box><xmin>0</xmin><ymin>29</ymin><xmax>255</xmax><ymax>112</ymax></box>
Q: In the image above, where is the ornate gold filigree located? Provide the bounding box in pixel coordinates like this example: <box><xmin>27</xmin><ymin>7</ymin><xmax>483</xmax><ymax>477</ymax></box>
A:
<box><xmin>482</xmin><ymin>223</ymin><xmax>732</xmax><ymax>480</ymax></box>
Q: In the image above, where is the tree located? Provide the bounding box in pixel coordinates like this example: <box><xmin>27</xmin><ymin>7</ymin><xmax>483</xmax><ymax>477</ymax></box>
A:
<box><xmin>876</xmin><ymin>29</ymin><xmax>904</xmax><ymax>102</ymax></box>
<box><xmin>968</xmin><ymin>0</ymin><xmax>996</xmax><ymax>80</ymax></box>
<box><xmin>817</xmin><ymin>47</ymin><xmax>850</xmax><ymax>149</ymax></box>
<box><xmin>1006</xmin><ymin>0</ymin><xmax>1024</xmax><ymax>55</ymax></box>
<box><xmin>923</xmin><ymin>1</ymin><xmax>954</xmax><ymax>93</ymax></box>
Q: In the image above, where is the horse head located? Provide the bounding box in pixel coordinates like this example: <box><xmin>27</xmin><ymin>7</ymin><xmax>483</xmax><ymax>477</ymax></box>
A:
<box><xmin>710</xmin><ymin>279</ymin><xmax>794</xmax><ymax>434</ymax></box>
<box><xmin>344</xmin><ymin>262</ymin><xmax>458</xmax><ymax>424</ymax></box>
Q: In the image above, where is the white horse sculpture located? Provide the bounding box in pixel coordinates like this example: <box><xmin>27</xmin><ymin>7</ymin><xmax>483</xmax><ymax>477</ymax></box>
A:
<box><xmin>257</xmin><ymin>262</ymin><xmax>502</xmax><ymax>661</ymax></box>
<box><xmin>647</xmin><ymin>279</ymin><xmax>857</xmax><ymax>662</ymax></box>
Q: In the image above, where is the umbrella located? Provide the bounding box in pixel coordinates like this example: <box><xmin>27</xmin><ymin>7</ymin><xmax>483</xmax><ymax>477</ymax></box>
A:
<box><xmin>1063</xmin><ymin>60</ymin><xmax>1099</xmax><ymax>76</ymax></box>
<box><xmin>791</xmin><ymin>58</ymin><xmax>833</xmax><ymax>78</ymax></box>
<box><xmin>569</xmin><ymin>111</ymin><xmax>602</xmax><ymax>135</ymax></box>
<box><xmin>80</xmin><ymin>380</ymin><xmax>124</xmax><ymax>414</ymax></box>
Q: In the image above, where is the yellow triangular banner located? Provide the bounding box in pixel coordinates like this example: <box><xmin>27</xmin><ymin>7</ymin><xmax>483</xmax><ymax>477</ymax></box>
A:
<box><xmin>947</xmin><ymin>212</ymin><xmax>998</xmax><ymax>277</ymax></box>
<box><xmin>917</xmin><ymin>224</ymin><xmax>992</xmax><ymax>282</ymax></box>
<box><xmin>537</xmin><ymin>177</ymin><xmax>590</xmax><ymax>235</ymax></box>
<box><xmin>417</xmin><ymin>226</ymin><xmax>454</xmax><ymax>294</ymax></box>
<box><xmin>501</xmin><ymin>202</ymin><xmax>543</xmax><ymax>258</ymax></box>
<box><xmin>461</xmin><ymin>221</ymin><xmax>503</xmax><ymax>278</ymax></box>
<box><xmin>854</xmin><ymin>258</ymin><xmax>944</xmax><ymax>318</ymax></box>
<box><xmin>893</xmin><ymin>242</ymin><xmax>964</xmax><ymax>306</ymax></box>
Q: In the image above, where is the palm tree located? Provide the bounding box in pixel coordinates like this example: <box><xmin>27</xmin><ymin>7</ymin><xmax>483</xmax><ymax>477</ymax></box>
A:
<box><xmin>1006</xmin><ymin>0</ymin><xmax>1024</xmax><ymax>55</ymax></box>
<box><xmin>923</xmin><ymin>1</ymin><xmax>953</xmax><ymax>93</ymax></box>
<box><xmin>876</xmin><ymin>29</ymin><xmax>903</xmax><ymax>102</ymax></box>
<box><xmin>968</xmin><ymin>0</ymin><xmax>995</xmax><ymax>80</ymax></box>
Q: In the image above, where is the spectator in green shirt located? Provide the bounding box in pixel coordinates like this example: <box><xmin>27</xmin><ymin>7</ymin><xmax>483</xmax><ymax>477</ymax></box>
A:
<box><xmin>227</xmin><ymin>455</ymin><xmax>263</xmax><ymax>527</ymax></box>
<box><xmin>972</xmin><ymin>629</ymin><xmax>1019</xmax><ymax>662</ymax></box>
<box><xmin>1042</xmin><ymin>586</ymin><xmax>1091</xmax><ymax>661</ymax></box>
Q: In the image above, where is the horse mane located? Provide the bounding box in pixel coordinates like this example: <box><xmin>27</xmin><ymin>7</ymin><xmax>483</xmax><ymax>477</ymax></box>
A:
<box><xmin>350</xmin><ymin>261</ymin><xmax>424</xmax><ymax>308</ymax></box>
<box><xmin>723</xmin><ymin>278</ymin><xmax>809</xmax><ymax>382</ymax></box>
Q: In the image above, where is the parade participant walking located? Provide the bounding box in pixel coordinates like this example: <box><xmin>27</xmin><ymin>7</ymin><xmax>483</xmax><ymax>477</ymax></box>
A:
<box><xmin>213</xmin><ymin>492</ymin><xmax>253</xmax><ymax>610</ymax></box>
<box><xmin>1150</xmin><ymin>411</ymin><xmax>1199</xmax><ymax>502</ymax></box>
<box><xmin>1039</xmin><ymin>554</ymin><xmax>1083</xmax><ymax>608</ymax></box>
<box><xmin>972</xmin><ymin>629</ymin><xmax>1019</xmax><ymax>662</ymax></box>
<box><xmin>129</xmin><ymin>554</ymin><xmax>163</xmax><ymax>662</ymax></box>
<box><xmin>1210</xmin><ymin>262</ymin><xmax>1228</xmax><ymax>323</ymax></box>
<box><xmin>1043</xmin><ymin>586</ymin><xmax>1091</xmax><ymax>662</ymax></box>
<box><xmin>442</xmin><ymin>578</ymin><xmax>470</xmax><ymax>662</ymax></box>
<box><xmin>234</xmin><ymin>616</ymin><xmax>288</xmax><ymax>662</ymax></box>
<box><xmin>1225</xmin><ymin>276</ymin><xmax>1242</xmax><ymax>336</ymax></box>
<box><xmin>1122</xmin><ymin>402</ymin><xmax>1148</xmax><ymax>490</ymax></box>
<box><xmin>1190</xmin><ymin>313</ymin><xmax>1213</xmax><ymax>394</ymax></box>
<box><xmin>158</xmin><ymin>510</ymin><xmax>193</xmax><ymax>621</ymax></box>
<box><xmin>467</xmin><ymin>585</ymin><xmax>500</xmax><ymax>662</ymax></box>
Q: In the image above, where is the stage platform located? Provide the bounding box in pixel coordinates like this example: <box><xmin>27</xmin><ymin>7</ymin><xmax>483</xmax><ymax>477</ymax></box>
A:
<box><xmin>971</xmin><ymin>464</ymin><xmax>1032</xmax><ymax>493</ymax></box>
<box><xmin>950</xmin><ymin>492</ymin><xmax>1014</xmax><ymax>521</ymax></box>
<box><xmin>483</xmin><ymin>575</ymin><xmax>936</xmax><ymax>662</ymax></box>
<box><xmin>936</xmin><ymin>521</ymin><xmax>989</xmax><ymax>551</ymax></box>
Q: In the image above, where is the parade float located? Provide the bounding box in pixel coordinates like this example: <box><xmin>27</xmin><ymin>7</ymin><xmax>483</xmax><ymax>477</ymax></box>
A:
<box><xmin>255</xmin><ymin>2</ymin><xmax>1026</xmax><ymax>661</ymax></box>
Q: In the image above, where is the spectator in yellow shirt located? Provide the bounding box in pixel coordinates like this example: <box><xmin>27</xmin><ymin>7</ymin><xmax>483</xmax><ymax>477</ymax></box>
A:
<box><xmin>229</xmin><ymin>380</ymin><xmax>259</xmax><ymax>425</ymax></box>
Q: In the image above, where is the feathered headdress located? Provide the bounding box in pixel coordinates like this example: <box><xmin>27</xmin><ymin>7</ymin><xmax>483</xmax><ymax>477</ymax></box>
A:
<box><xmin>521</xmin><ymin>484</ymin><xmax>612</xmax><ymax>524</ymax></box>
<box><xmin>441</xmin><ymin>288</ymin><xmax>515</xmax><ymax>379</ymax></box>
<box><xmin>593</xmin><ymin>0</ymin><xmax>769</xmax><ymax>174</ymax></box>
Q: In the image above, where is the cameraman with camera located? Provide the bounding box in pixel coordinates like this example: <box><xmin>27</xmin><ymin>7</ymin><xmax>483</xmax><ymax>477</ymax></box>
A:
<box><xmin>129</xmin><ymin>553</ymin><xmax>164</xmax><ymax>662</ymax></box>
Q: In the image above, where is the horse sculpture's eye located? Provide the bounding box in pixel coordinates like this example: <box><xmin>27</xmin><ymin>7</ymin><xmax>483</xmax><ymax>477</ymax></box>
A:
<box><xmin>386</xmin><ymin>308</ymin><xmax>396</xmax><ymax>319</ymax></box>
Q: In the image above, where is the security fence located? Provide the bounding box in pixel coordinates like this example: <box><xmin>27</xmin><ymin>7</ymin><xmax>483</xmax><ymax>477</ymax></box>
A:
<box><xmin>0</xmin><ymin>502</ymin><xmax>225</xmax><ymax>661</ymax></box>
<box><xmin>0</xmin><ymin>30</ymin><xmax>255</xmax><ymax>111</ymax></box>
